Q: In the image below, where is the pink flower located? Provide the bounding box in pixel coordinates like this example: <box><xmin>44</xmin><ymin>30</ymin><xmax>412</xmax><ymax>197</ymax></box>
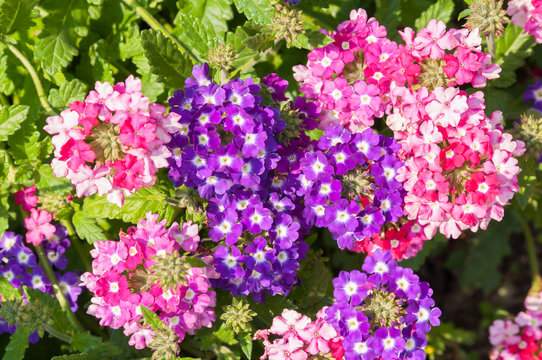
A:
<box><xmin>270</xmin><ymin>309</ymin><xmax>312</xmax><ymax>338</ymax></box>
<box><xmin>297</xmin><ymin>319</ymin><xmax>337</xmax><ymax>355</ymax></box>
<box><xmin>14</xmin><ymin>186</ymin><xmax>38</xmax><ymax>212</ymax></box>
<box><xmin>489</xmin><ymin>319</ymin><xmax>521</xmax><ymax>346</ymax></box>
<box><xmin>267</xmin><ymin>337</ymin><xmax>307</xmax><ymax>360</ymax></box>
<box><xmin>414</xmin><ymin>20</ymin><xmax>455</xmax><ymax>59</ymax></box>
<box><xmin>425</xmin><ymin>87</ymin><xmax>468</xmax><ymax>127</ymax></box>
<box><xmin>24</xmin><ymin>209</ymin><xmax>56</xmax><ymax>246</ymax></box>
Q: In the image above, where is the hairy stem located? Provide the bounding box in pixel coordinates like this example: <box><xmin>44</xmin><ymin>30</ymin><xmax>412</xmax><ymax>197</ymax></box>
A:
<box><xmin>486</xmin><ymin>33</ymin><xmax>496</xmax><ymax>62</ymax></box>
<box><xmin>4</xmin><ymin>42</ymin><xmax>56</xmax><ymax>116</ymax></box>
<box><xmin>518</xmin><ymin>215</ymin><xmax>540</xmax><ymax>288</ymax></box>
<box><xmin>35</xmin><ymin>244</ymin><xmax>85</xmax><ymax>332</ymax></box>
<box><xmin>121</xmin><ymin>0</ymin><xmax>198</xmax><ymax>63</ymax></box>
<box><xmin>61</xmin><ymin>219</ymin><xmax>92</xmax><ymax>273</ymax></box>
<box><xmin>44</xmin><ymin>324</ymin><xmax>72</xmax><ymax>343</ymax></box>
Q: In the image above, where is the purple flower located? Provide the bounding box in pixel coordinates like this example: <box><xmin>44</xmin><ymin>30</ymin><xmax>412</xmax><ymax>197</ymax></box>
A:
<box><xmin>318</xmin><ymin>124</ymin><xmax>351</xmax><ymax>150</ymax></box>
<box><xmin>213</xmin><ymin>246</ymin><xmax>245</xmax><ymax>279</ymax></box>
<box><xmin>262</xmin><ymin>73</ymin><xmax>289</xmax><ymax>102</ymax></box>
<box><xmin>333</xmin><ymin>270</ymin><xmax>368</xmax><ymax>306</ymax></box>
<box><xmin>326</xmin><ymin>199</ymin><xmax>360</xmax><ymax>236</ymax></box>
<box><xmin>241</xmin><ymin>205</ymin><xmax>273</xmax><ymax>233</ymax></box>
<box><xmin>524</xmin><ymin>79</ymin><xmax>542</xmax><ymax>112</ymax></box>
<box><xmin>269</xmin><ymin>214</ymin><xmax>300</xmax><ymax>249</ymax></box>
<box><xmin>185</xmin><ymin>63</ymin><xmax>212</xmax><ymax>88</ymax></box>
<box><xmin>57</xmin><ymin>272</ymin><xmax>82</xmax><ymax>311</ymax></box>
<box><xmin>300</xmin><ymin>151</ymin><xmax>333</xmax><ymax>181</ymax></box>
<box><xmin>0</xmin><ymin>232</ymin><xmax>23</xmax><ymax>253</ymax></box>
<box><xmin>209</xmin><ymin>207</ymin><xmax>243</xmax><ymax>245</ymax></box>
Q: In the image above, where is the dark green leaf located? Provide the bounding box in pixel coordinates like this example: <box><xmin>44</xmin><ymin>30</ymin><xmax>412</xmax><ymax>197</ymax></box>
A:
<box><xmin>51</xmin><ymin>343</ymin><xmax>119</xmax><ymax>360</ymax></box>
<box><xmin>184</xmin><ymin>256</ymin><xmax>212</xmax><ymax>268</ymax></box>
<box><xmin>141</xmin><ymin>29</ymin><xmax>193</xmax><ymax>89</ymax></box>
<box><xmin>24</xmin><ymin>286</ymin><xmax>74</xmax><ymax>334</ymax></box>
<box><xmin>178</xmin><ymin>0</ymin><xmax>233</xmax><ymax>39</ymax></box>
<box><xmin>71</xmin><ymin>332</ymin><xmax>102</xmax><ymax>353</ymax></box>
<box><xmin>72</xmin><ymin>211</ymin><xmax>109</xmax><ymax>244</ymax></box>
<box><xmin>400</xmin><ymin>234</ymin><xmax>447</xmax><ymax>271</ymax></box>
<box><xmin>239</xmin><ymin>332</ymin><xmax>252</xmax><ymax>359</ymax></box>
<box><xmin>290</xmin><ymin>29</ymin><xmax>333</xmax><ymax>50</ymax></box>
<box><xmin>0</xmin><ymin>105</ymin><xmax>28</xmax><ymax>141</ymax></box>
<box><xmin>173</xmin><ymin>13</ymin><xmax>218</xmax><ymax>61</ymax></box>
<box><xmin>515</xmin><ymin>156</ymin><xmax>537</xmax><ymax>209</ymax></box>
<box><xmin>140</xmin><ymin>305</ymin><xmax>163</xmax><ymax>332</ymax></box>
<box><xmin>493</xmin><ymin>23</ymin><xmax>536</xmax><ymax>88</ymax></box>
<box><xmin>48</xmin><ymin>79</ymin><xmax>88</xmax><ymax>110</ymax></box>
<box><xmin>82</xmin><ymin>186</ymin><xmax>176</xmax><ymax>224</ymax></box>
<box><xmin>375</xmin><ymin>0</ymin><xmax>402</xmax><ymax>35</ymax></box>
<box><xmin>2</xmin><ymin>326</ymin><xmax>32</xmax><ymax>360</ymax></box>
<box><xmin>35</xmin><ymin>0</ymin><xmax>90</xmax><ymax>75</ymax></box>
<box><xmin>0</xmin><ymin>0</ymin><xmax>39</xmax><ymax>35</ymax></box>
<box><xmin>414</xmin><ymin>0</ymin><xmax>454</xmax><ymax>30</ymax></box>
<box><xmin>232</xmin><ymin>0</ymin><xmax>274</xmax><ymax>26</ymax></box>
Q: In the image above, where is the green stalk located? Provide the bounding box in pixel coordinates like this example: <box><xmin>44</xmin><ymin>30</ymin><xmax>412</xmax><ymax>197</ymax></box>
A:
<box><xmin>486</xmin><ymin>33</ymin><xmax>496</xmax><ymax>62</ymax></box>
<box><xmin>61</xmin><ymin>219</ymin><xmax>92</xmax><ymax>273</ymax></box>
<box><xmin>35</xmin><ymin>244</ymin><xmax>85</xmax><ymax>332</ymax></box>
<box><xmin>228</xmin><ymin>40</ymin><xmax>279</xmax><ymax>80</ymax></box>
<box><xmin>121</xmin><ymin>0</ymin><xmax>198</xmax><ymax>63</ymax></box>
<box><xmin>4</xmin><ymin>42</ymin><xmax>56</xmax><ymax>116</ymax></box>
<box><xmin>518</xmin><ymin>215</ymin><xmax>540</xmax><ymax>289</ymax></box>
<box><xmin>44</xmin><ymin>324</ymin><xmax>72</xmax><ymax>343</ymax></box>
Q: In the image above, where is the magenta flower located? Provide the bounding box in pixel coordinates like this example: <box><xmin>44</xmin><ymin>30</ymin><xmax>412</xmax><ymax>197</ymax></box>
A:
<box><xmin>24</xmin><ymin>209</ymin><xmax>56</xmax><ymax>246</ymax></box>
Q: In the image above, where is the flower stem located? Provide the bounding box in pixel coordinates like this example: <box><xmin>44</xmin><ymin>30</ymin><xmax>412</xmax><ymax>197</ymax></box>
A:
<box><xmin>518</xmin><ymin>215</ymin><xmax>540</xmax><ymax>288</ymax></box>
<box><xmin>61</xmin><ymin>219</ymin><xmax>92</xmax><ymax>273</ymax></box>
<box><xmin>4</xmin><ymin>42</ymin><xmax>56</xmax><ymax>116</ymax></box>
<box><xmin>486</xmin><ymin>33</ymin><xmax>497</xmax><ymax>62</ymax></box>
<box><xmin>35</xmin><ymin>244</ymin><xmax>85</xmax><ymax>332</ymax></box>
<box><xmin>44</xmin><ymin>324</ymin><xmax>72</xmax><ymax>343</ymax></box>
<box><xmin>121</xmin><ymin>0</ymin><xmax>198</xmax><ymax>63</ymax></box>
<box><xmin>228</xmin><ymin>44</ymin><xmax>276</xmax><ymax>81</ymax></box>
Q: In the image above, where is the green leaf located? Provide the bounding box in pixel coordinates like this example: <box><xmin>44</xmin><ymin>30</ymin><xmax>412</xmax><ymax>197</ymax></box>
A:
<box><xmin>7</xmin><ymin>117</ymin><xmax>51</xmax><ymax>164</ymax></box>
<box><xmin>173</xmin><ymin>13</ymin><xmax>218</xmax><ymax>61</ymax></box>
<box><xmin>493</xmin><ymin>23</ymin><xmax>536</xmax><ymax>88</ymax></box>
<box><xmin>400</xmin><ymin>234</ymin><xmax>447</xmax><ymax>271</ymax></box>
<box><xmin>35</xmin><ymin>0</ymin><xmax>89</xmax><ymax>75</ymax></box>
<box><xmin>232</xmin><ymin>0</ymin><xmax>274</xmax><ymax>26</ymax></box>
<box><xmin>72</xmin><ymin>212</ymin><xmax>108</xmax><ymax>244</ymax></box>
<box><xmin>457</xmin><ymin>8</ymin><xmax>471</xmax><ymax>20</ymax></box>
<box><xmin>24</xmin><ymin>287</ymin><xmax>74</xmax><ymax>334</ymax></box>
<box><xmin>36</xmin><ymin>164</ymin><xmax>73</xmax><ymax>194</ymax></box>
<box><xmin>140</xmin><ymin>305</ymin><xmax>163</xmax><ymax>332</ymax></box>
<box><xmin>290</xmin><ymin>29</ymin><xmax>333</xmax><ymax>50</ymax></box>
<box><xmin>51</xmin><ymin>343</ymin><xmax>120</xmax><ymax>360</ymax></box>
<box><xmin>0</xmin><ymin>195</ymin><xmax>7</xmax><ymax>238</ymax></box>
<box><xmin>239</xmin><ymin>332</ymin><xmax>252</xmax><ymax>359</ymax></box>
<box><xmin>178</xmin><ymin>0</ymin><xmax>234</xmax><ymax>39</ymax></box>
<box><xmin>2</xmin><ymin>326</ymin><xmax>32</xmax><ymax>360</ymax></box>
<box><xmin>0</xmin><ymin>276</ymin><xmax>20</xmax><ymax>300</ymax></box>
<box><xmin>184</xmin><ymin>256</ymin><xmax>212</xmax><ymax>268</ymax></box>
<box><xmin>375</xmin><ymin>0</ymin><xmax>402</xmax><ymax>35</ymax></box>
<box><xmin>82</xmin><ymin>186</ymin><xmax>176</xmax><ymax>224</ymax></box>
<box><xmin>414</xmin><ymin>0</ymin><xmax>454</xmax><ymax>30</ymax></box>
<box><xmin>0</xmin><ymin>0</ymin><xmax>39</xmax><ymax>35</ymax></box>
<box><xmin>71</xmin><ymin>332</ymin><xmax>102</xmax><ymax>353</ymax></box>
<box><xmin>48</xmin><ymin>79</ymin><xmax>88</xmax><ymax>110</ymax></box>
<box><xmin>141</xmin><ymin>29</ymin><xmax>193</xmax><ymax>89</ymax></box>
<box><xmin>0</xmin><ymin>105</ymin><xmax>28</xmax><ymax>141</ymax></box>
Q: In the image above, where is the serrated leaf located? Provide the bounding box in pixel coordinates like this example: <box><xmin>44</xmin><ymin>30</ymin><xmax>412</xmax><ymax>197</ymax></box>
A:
<box><xmin>72</xmin><ymin>212</ymin><xmax>108</xmax><ymax>244</ymax></box>
<box><xmin>239</xmin><ymin>332</ymin><xmax>252</xmax><ymax>359</ymax></box>
<box><xmin>140</xmin><ymin>305</ymin><xmax>163</xmax><ymax>332</ymax></box>
<box><xmin>48</xmin><ymin>79</ymin><xmax>88</xmax><ymax>110</ymax></box>
<box><xmin>36</xmin><ymin>164</ymin><xmax>73</xmax><ymax>194</ymax></box>
<box><xmin>35</xmin><ymin>0</ymin><xmax>89</xmax><ymax>75</ymax></box>
<box><xmin>515</xmin><ymin>156</ymin><xmax>537</xmax><ymax>209</ymax></box>
<box><xmin>414</xmin><ymin>0</ymin><xmax>454</xmax><ymax>30</ymax></box>
<box><xmin>233</xmin><ymin>0</ymin><xmax>274</xmax><ymax>25</ymax></box>
<box><xmin>179</xmin><ymin>0</ymin><xmax>234</xmax><ymax>38</ymax></box>
<box><xmin>2</xmin><ymin>326</ymin><xmax>32</xmax><ymax>360</ymax></box>
<box><xmin>141</xmin><ymin>29</ymin><xmax>193</xmax><ymax>89</ymax></box>
<box><xmin>0</xmin><ymin>105</ymin><xmax>28</xmax><ymax>141</ymax></box>
<box><xmin>0</xmin><ymin>0</ymin><xmax>39</xmax><ymax>35</ymax></box>
<box><xmin>71</xmin><ymin>332</ymin><xmax>102</xmax><ymax>353</ymax></box>
<box><xmin>173</xmin><ymin>13</ymin><xmax>218</xmax><ymax>61</ymax></box>
<box><xmin>493</xmin><ymin>23</ymin><xmax>536</xmax><ymax>88</ymax></box>
<box><xmin>24</xmin><ymin>286</ymin><xmax>74</xmax><ymax>334</ymax></box>
<box><xmin>82</xmin><ymin>186</ymin><xmax>175</xmax><ymax>224</ymax></box>
<box><xmin>51</xmin><ymin>343</ymin><xmax>119</xmax><ymax>360</ymax></box>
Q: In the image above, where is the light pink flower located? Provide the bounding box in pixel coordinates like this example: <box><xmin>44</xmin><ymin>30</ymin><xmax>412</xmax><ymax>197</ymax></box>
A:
<box><xmin>24</xmin><ymin>209</ymin><xmax>56</xmax><ymax>246</ymax></box>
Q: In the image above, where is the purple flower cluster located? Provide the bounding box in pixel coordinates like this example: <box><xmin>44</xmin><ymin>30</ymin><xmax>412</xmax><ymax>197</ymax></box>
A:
<box><xmin>298</xmin><ymin>124</ymin><xmax>404</xmax><ymax>250</ymax></box>
<box><xmin>325</xmin><ymin>250</ymin><xmax>440</xmax><ymax>360</ymax></box>
<box><xmin>524</xmin><ymin>79</ymin><xmax>542</xmax><ymax>113</ymax></box>
<box><xmin>166</xmin><ymin>65</ymin><xmax>318</xmax><ymax>301</ymax></box>
<box><xmin>0</xmin><ymin>228</ymin><xmax>82</xmax><ymax>311</ymax></box>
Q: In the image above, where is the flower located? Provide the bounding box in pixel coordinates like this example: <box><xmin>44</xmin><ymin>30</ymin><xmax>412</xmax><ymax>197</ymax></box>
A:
<box><xmin>24</xmin><ymin>209</ymin><xmax>56</xmax><ymax>246</ymax></box>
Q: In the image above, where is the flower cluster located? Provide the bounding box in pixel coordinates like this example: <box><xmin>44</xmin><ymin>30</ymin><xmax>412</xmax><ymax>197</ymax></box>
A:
<box><xmin>44</xmin><ymin>76</ymin><xmax>179</xmax><ymax>207</ymax></box>
<box><xmin>489</xmin><ymin>291</ymin><xmax>542</xmax><ymax>359</ymax></box>
<box><xmin>298</xmin><ymin>124</ymin><xmax>405</xmax><ymax>251</ymax></box>
<box><xmin>0</xmin><ymin>230</ymin><xmax>81</xmax><ymax>340</ymax></box>
<box><xmin>525</xmin><ymin>79</ymin><xmax>542</xmax><ymax>113</ymax></box>
<box><xmin>325</xmin><ymin>249</ymin><xmax>441</xmax><ymax>360</ymax></box>
<box><xmin>294</xmin><ymin>10</ymin><xmax>500</xmax><ymax>132</ymax></box>
<box><xmin>166</xmin><ymin>65</ymin><xmax>316</xmax><ymax>301</ymax></box>
<box><xmin>81</xmin><ymin>212</ymin><xmax>217</xmax><ymax>350</ymax></box>
<box><xmin>254</xmin><ymin>307</ymin><xmax>344</xmax><ymax>360</ymax></box>
<box><xmin>508</xmin><ymin>0</ymin><xmax>542</xmax><ymax>43</ymax></box>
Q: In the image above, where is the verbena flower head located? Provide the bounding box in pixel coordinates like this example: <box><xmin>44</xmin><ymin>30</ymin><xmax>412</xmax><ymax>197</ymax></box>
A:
<box><xmin>298</xmin><ymin>124</ymin><xmax>405</xmax><ymax>252</ymax></box>
<box><xmin>81</xmin><ymin>212</ymin><xmax>217</xmax><ymax>351</ymax></box>
<box><xmin>508</xmin><ymin>0</ymin><xmax>542</xmax><ymax>43</ymax></box>
<box><xmin>326</xmin><ymin>249</ymin><xmax>441</xmax><ymax>360</ymax></box>
<box><xmin>255</xmin><ymin>307</ymin><xmax>343</xmax><ymax>360</ymax></box>
<box><xmin>165</xmin><ymin>65</ymin><xmax>316</xmax><ymax>302</ymax></box>
<box><xmin>44</xmin><ymin>76</ymin><xmax>179</xmax><ymax>207</ymax></box>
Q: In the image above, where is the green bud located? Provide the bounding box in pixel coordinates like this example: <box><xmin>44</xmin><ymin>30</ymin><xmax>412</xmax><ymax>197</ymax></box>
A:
<box><xmin>220</xmin><ymin>297</ymin><xmax>256</xmax><ymax>334</ymax></box>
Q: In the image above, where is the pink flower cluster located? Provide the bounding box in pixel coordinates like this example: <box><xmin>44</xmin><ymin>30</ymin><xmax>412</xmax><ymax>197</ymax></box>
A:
<box><xmin>508</xmin><ymin>0</ymin><xmax>542</xmax><ymax>43</ymax></box>
<box><xmin>14</xmin><ymin>185</ymin><xmax>55</xmax><ymax>246</ymax></box>
<box><xmin>254</xmin><ymin>308</ymin><xmax>344</xmax><ymax>360</ymax></box>
<box><xmin>293</xmin><ymin>9</ymin><xmax>499</xmax><ymax>133</ymax></box>
<box><xmin>489</xmin><ymin>292</ymin><xmax>542</xmax><ymax>359</ymax></box>
<box><xmin>44</xmin><ymin>76</ymin><xmax>181</xmax><ymax>206</ymax></box>
<box><xmin>81</xmin><ymin>212</ymin><xmax>217</xmax><ymax>350</ymax></box>
<box><xmin>390</xmin><ymin>89</ymin><xmax>525</xmax><ymax>239</ymax></box>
